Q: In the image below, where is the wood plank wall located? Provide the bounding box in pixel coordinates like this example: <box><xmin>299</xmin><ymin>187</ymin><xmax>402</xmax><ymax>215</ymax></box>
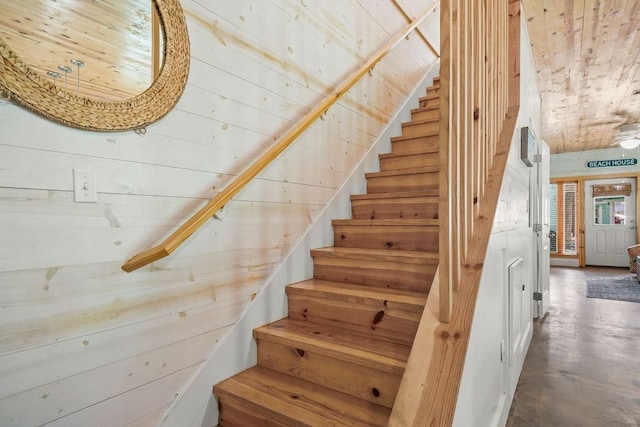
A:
<box><xmin>0</xmin><ymin>0</ymin><xmax>439</xmax><ymax>425</ymax></box>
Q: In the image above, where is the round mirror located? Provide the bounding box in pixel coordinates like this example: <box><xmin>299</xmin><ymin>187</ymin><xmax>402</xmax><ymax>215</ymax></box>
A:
<box><xmin>0</xmin><ymin>0</ymin><xmax>189</xmax><ymax>132</ymax></box>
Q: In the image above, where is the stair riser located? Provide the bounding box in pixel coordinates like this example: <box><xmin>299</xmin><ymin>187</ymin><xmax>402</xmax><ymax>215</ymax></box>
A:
<box><xmin>257</xmin><ymin>340</ymin><xmax>401</xmax><ymax>408</ymax></box>
<box><xmin>286</xmin><ymin>292</ymin><xmax>421</xmax><ymax>344</ymax></box>
<box><xmin>312</xmin><ymin>257</ymin><xmax>435</xmax><ymax>292</ymax></box>
<box><xmin>379</xmin><ymin>153</ymin><xmax>439</xmax><ymax>171</ymax></box>
<box><xmin>427</xmin><ymin>84</ymin><xmax>440</xmax><ymax>96</ymax></box>
<box><xmin>411</xmin><ymin>108</ymin><xmax>439</xmax><ymax>121</ymax></box>
<box><xmin>391</xmin><ymin>135</ymin><xmax>439</xmax><ymax>154</ymax></box>
<box><xmin>401</xmin><ymin>121</ymin><xmax>439</xmax><ymax>138</ymax></box>
<box><xmin>215</xmin><ymin>367</ymin><xmax>391</xmax><ymax>427</ymax></box>
<box><xmin>351</xmin><ymin>198</ymin><xmax>439</xmax><ymax>220</ymax></box>
<box><xmin>366</xmin><ymin>172</ymin><xmax>438</xmax><ymax>194</ymax></box>
<box><xmin>217</xmin><ymin>397</ymin><xmax>283</xmax><ymax>427</ymax></box>
<box><xmin>333</xmin><ymin>224</ymin><xmax>438</xmax><ymax>251</ymax></box>
<box><xmin>419</xmin><ymin>97</ymin><xmax>439</xmax><ymax>108</ymax></box>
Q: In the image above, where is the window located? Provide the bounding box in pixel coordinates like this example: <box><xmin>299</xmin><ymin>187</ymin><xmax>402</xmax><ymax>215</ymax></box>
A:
<box><xmin>594</xmin><ymin>196</ymin><xmax>626</xmax><ymax>225</ymax></box>
<box><xmin>549</xmin><ymin>184</ymin><xmax>557</xmax><ymax>252</ymax></box>
<box><xmin>549</xmin><ymin>181</ymin><xmax>578</xmax><ymax>255</ymax></box>
<box><xmin>563</xmin><ymin>183</ymin><xmax>577</xmax><ymax>254</ymax></box>
<box><xmin>591</xmin><ymin>183</ymin><xmax>631</xmax><ymax>225</ymax></box>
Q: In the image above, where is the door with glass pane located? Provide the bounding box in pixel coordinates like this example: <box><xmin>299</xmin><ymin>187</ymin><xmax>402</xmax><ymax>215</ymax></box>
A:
<box><xmin>585</xmin><ymin>178</ymin><xmax>637</xmax><ymax>267</ymax></box>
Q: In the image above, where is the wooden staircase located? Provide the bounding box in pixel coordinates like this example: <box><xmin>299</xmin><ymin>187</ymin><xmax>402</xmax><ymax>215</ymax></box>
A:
<box><xmin>214</xmin><ymin>77</ymin><xmax>441</xmax><ymax>426</ymax></box>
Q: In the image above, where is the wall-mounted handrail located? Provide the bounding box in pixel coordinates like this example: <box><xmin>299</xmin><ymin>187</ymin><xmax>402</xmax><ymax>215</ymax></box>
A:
<box><xmin>122</xmin><ymin>2</ymin><xmax>440</xmax><ymax>273</ymax></box>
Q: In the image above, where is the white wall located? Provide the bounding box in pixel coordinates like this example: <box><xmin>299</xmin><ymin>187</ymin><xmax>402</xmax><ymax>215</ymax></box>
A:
<box><xmin>453</xmin><ymin>10</ymin><xmax>542</xmax><ymax>427</ymax></box>
<box><xmin>0</xmin><ymin>1</ymin><xmax>440</xmax><ymax>425</ymax></box>
<box><xmin>551</xmin><ymin>146</ymin><xmax>640</xmax><ymax>178</ymax></box>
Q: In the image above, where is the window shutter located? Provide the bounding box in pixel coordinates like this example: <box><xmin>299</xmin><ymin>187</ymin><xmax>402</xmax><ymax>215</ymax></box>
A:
<box><xmin>549</xmin><ymin>184</ymin><xmax>557</xmax><ymax>252</ymax></box>
<box><xmin>563</xmin><ymin>183</ymin><xmax>577</xmax><ymax>254</ymax></box>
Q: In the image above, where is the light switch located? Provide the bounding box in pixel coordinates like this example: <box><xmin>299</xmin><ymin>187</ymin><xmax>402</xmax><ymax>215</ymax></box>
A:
<box><xmin>73</xmin><ymin>169</ymin><xmax>97</xmax><ymax>203</ymax></box>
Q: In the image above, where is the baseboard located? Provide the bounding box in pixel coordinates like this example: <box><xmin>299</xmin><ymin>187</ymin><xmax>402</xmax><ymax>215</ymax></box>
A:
<box><xmin>550</xmin><ymin>257</ymin><xmax>580</xmax><ymax>268</ymax></box>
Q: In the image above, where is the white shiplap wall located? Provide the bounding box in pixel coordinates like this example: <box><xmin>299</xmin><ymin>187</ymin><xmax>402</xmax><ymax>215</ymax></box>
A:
<box><xmin>551</xmin><ymin>146</ymin><xmax>640</xmax><ymax>178</ymax></box>
<box><xmin>0</xmin><ymin>0</ymin><xmax>439</xmax><ymax>425</ymax></box>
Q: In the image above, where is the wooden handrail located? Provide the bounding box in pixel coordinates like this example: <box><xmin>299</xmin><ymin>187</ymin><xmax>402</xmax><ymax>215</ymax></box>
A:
<box><xmin>122</xmin><ymin>3</ymin><xmax>440</xmax><ymax>272</ymax></box>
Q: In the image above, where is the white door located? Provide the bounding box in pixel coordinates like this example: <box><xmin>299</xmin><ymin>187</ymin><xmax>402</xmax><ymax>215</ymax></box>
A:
<box><xmin>508</xmin><ymin>258</ymin><xmax>528</xmax><ymax>366</ymax></box>
<box><xmin>534</xmin><ymin>141</ymin><xmax>551</xmax><ymax>317</ymax></box>
<box><xmin>585</xmin><ymin>178</ymin><xmax>637</xmax><ymax>267</ymax></box>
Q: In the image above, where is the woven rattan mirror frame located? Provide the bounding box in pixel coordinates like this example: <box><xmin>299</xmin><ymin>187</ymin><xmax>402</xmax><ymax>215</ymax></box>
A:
<box><xmin>0</xmin><ymin>0</ymin><xmax>190</xmax><ymax>132</ymax></box>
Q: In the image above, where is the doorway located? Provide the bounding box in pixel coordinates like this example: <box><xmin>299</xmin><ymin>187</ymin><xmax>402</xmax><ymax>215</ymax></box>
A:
<box><xmin>584</xmin><ymin>178</ymin><xmax>637</xmax><ymax>267</ymax></box>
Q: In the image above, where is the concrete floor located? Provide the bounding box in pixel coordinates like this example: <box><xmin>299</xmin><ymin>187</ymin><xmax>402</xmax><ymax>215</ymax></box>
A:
<box><xmin>507</xmin><ymin>266</ymin><xmax>640</xmax><ymax>427</ymax></box>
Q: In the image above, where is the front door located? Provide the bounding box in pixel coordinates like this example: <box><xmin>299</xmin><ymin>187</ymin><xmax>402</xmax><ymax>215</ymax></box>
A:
<box><xmin>585</xmin><ymin>178</ymin><xmax>637</xmax><ymax>267</ymax></box>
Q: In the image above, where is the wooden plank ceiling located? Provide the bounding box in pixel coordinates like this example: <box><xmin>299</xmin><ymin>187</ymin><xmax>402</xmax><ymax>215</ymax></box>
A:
<box><xmin>0</xmin><ymin>0</ymin><xmax>155</xmax><ymax>101</ymax></box>
<box><xmin>522</xmin><ymin>0</ymin><xmax>640</xmax><ymax>154</ymax></box>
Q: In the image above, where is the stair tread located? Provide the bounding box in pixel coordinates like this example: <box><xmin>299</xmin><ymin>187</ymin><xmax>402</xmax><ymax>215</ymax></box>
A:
<box><xmin>287</xmin><ymin>279</ymin><xmax>427</xmax><ymax>308</ymax></box>
<box><xmin>311</xmin><ymin>246</ymin><xmax>438</xmax><ymax>264</ymax></box>
<box><xmin>401</xmin><ymin>117</ymin><xmax>439</xmax><ymax>127</ymax></box>
<box><xmin>411</xmin><ymin>105</ymin><xmax>440</xmax><ymax>113</ymax></box>
<box><xmin>215</xmin><ymin>366</ymin><xmax>391</xmax><ymax>427</ymax></box>
<box><xmin>365</xmin><ymin>166</ymin><xmax>439</xmax><ymax>178</ymax></box>
<box><xmin>391</xmin><ymin>130</ymin><xmax>439</xmax><ymax>142</ymax></box>
<box><xmin>255</xmin><ymin>318</ymin><xmax>410</xmax><ymax>374</ymax></box>
<box><xmin>419</xmin><ymin>92</ymin><xmax>439</xmax><ymax>100</ymax></box>
<box><xmin>350</xmin><ymin>190</ymin><xmax>438</xmax><ymax>200</ymax></box>
<box><xmin>378</xmin><ymin>148</ymin><xmax>438</xmax><ymax>159</ymax></box>
<box><xmin>332</xmin><ymin>218</ymin><xmax>438</xmax><ymax>226</ymax></box>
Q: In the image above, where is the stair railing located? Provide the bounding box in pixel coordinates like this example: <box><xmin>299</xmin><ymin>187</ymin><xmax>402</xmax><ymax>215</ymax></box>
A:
<box><xmin>389</xmin><ymin>0</ymin><xmax>521</xmax><ymax>425</ymax></box>
<box><xmin>439</xmin><ymin>0</ymin><xmax>521</xmax><ymax>325</ymax></box>
<box><xmin>121</xmin><ymin>2</ymin><xmax>440</xmax><ymax>273</ymax></box>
